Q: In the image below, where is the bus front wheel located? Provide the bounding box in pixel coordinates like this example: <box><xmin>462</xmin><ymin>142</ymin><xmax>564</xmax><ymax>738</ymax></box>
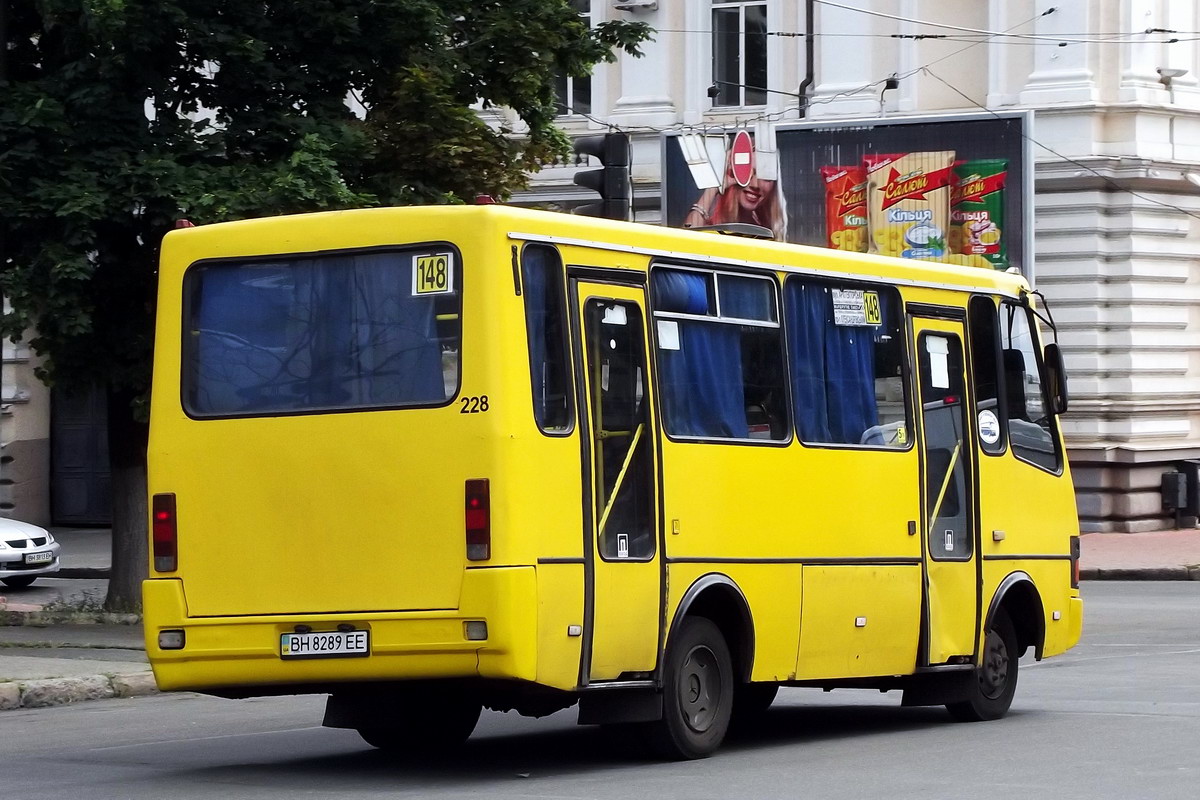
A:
<box><xmin>947</xmin><ymin>609</ymin><xmax>1018</xmax><ymax>722</ymax></box>
<box><xmin>647</xmin><ymin>616</ymin><xmax>734</xmax><ymax>759</ymax></box>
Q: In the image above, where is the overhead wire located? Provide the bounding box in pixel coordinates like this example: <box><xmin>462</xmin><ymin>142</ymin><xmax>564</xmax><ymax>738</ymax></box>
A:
<box><xmin>813</xmin><ymin>0</ymin><xmax>1189</xmax><ymax>44</ymax></box>
<box><xmin>561</xmin><ymin>3</ymin><xmax>1200</xmax><ymax>225</ymax></box>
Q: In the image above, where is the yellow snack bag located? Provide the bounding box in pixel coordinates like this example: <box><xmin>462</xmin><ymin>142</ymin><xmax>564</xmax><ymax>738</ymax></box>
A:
<box><xmin>864</xmin><ymin>151</ymin><xmax>955</xmax><ymax>260</ymax></box>
<box><xmin>821</xmin><ymin>165</ymin><xmax>868</xmax><ymax>252</ymax></box>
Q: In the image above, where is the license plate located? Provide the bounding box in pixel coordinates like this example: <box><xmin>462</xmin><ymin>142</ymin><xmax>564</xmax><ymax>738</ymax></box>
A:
<box><xmin>280</xmin><ymin>630</ymin><xmax>369</xmax><ymax>659</ymax></box>
<box><xmin>24</xmin><ymin>551</ymin><xmax>53</xmax><ymax>565</ymax></box>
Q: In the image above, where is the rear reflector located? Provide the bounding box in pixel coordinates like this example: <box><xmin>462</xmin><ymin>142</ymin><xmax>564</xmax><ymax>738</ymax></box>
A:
<box><xmin>158</xmin><ymin>629</ymin><xmax>185</xmax><ymax>650</ymax></box>
<box><xmin>465</xmin><ymin>479</ymin><xmax>490</xmax><ymax>561</ymax></box>
<box><xmin>152</xmin><ymin>493</ymin><xmax>178</xmax><ymax>572</ymax></box>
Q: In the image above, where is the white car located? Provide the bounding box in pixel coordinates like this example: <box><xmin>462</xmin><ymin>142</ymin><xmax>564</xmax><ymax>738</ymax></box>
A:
<box><xmin>0</xmin><ymin>517</ymin><xmax>61</xmax><ymax>588</ymax></box>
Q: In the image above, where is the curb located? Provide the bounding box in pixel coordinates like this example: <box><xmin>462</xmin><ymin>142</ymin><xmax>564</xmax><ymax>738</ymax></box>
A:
<box><xmin>0</xmin><ymin>671</ymin><xmax>158</xmax><ymax>712</ymax></box>
<box><xmin>1</xmin><ymin>609</ymin><xmax>141</xmax><ymax>627</ymax></box>
<box><xmin>56</xmin><ymin>567</ymin><xmax>111</xmax><ymax>579</ymax></box>
<box><xmin>1080</xmin><ymin>565</ymin><xmax>1200</xmax><ymax>581</ymax></box>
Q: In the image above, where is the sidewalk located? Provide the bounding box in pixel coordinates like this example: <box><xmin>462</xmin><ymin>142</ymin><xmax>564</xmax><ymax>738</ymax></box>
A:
<box><xmin>0</xmin><ymin>527</ymin><xmax>155</xmax><ymax>712</ymax></box>
<box><xmin>1078</xmin><ymin>528</ymin><xmax>1200</xmax><ymax>581</ymax></box>
<box><xmin>2</xmin><ymin>525</ymin><xmax>1199</xmax><ymax>714</ymax></box>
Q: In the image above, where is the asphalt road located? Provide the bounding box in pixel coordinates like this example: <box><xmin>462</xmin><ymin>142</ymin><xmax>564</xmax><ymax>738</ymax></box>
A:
<box><xmin>3</xmin><ymin>582</ymin><xmax>1197</xmax><ymax>800</ymax></box>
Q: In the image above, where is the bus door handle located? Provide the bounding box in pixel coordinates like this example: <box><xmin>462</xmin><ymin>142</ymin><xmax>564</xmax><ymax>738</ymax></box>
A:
<box><xmin>907</xmin><ymin>520</ymin><xmax>917</xmax><ymax>536</ymax></box>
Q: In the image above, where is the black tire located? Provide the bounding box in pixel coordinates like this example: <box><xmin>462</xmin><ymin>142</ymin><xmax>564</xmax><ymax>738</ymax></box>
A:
<box><xmin>357</xmin><ymin>696</ymin><xmax>482</xmax><ymax>753</ymax></box>
<box><xmin>947</xmin><ymin>609</ymin><xmax>1019</xmax><ymax>722</ymax></box>
<box><xmin>1</xmin><ymin>576</ymin><xmax>37</xmax><ymax>589</ymax></box>
<box><xmin>646</xmin><ymin>616</ymin><xmax>734</xmax><ymax>760</ymax></box>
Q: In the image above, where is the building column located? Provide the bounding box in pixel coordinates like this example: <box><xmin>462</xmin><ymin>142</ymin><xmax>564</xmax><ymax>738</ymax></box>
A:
<box><xmin>609</xmin><ymin>4</ymin><xmax>676</xmax><ymax>127</ymax></box>
<box><xmin>1018</xmin><ymin>4</ymin><xmax>1098</xmax><ymax>105</ymax></box>
<box><xmin>808</xmin><ymin>0</ymin><xmax>884</xmax><ymax>118</ymax></box>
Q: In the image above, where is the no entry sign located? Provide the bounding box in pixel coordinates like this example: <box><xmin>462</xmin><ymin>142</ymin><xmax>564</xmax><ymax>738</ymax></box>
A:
<box><xmin>729</xmin><ymin>130</ymin><xmax>754</xmax><ymax>187</ymax></box>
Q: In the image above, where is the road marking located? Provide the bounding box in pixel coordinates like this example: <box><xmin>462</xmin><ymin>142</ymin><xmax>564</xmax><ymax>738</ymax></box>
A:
<box><xmin>86</xmin><ymin>725</ymin><xmax>328</xmax><ymax>753</ymax></box>
<box><xmin>1027</xmin><ymin>647</ymin><xmax>1200</xmax><ymax>668</ymax></box>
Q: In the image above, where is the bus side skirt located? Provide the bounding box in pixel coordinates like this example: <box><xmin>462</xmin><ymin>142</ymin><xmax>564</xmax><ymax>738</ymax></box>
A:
<box><xmin>577</xmin><ymin>688</ymin><xmax>663</xmax><ymax>724</ymax></box>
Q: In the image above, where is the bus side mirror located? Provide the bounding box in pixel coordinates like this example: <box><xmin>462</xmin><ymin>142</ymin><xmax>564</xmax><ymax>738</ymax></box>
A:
<box><xmin>1044</xmin><ymin>342</ymin><xmax>1069</xmax><ymax>415</ymax></box>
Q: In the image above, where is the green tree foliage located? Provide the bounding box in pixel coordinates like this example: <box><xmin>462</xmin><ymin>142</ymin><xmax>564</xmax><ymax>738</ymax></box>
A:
<box><xmin>0</xmin><ymin>1</ymin><xmax>650</xmax><ymax>610</ymax></box>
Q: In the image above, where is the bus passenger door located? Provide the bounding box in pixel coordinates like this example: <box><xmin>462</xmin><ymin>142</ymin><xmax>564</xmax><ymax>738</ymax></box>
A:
<box><xmin>911</xmin><ymin>316</ymin><xmax>978</xmax><ymax>664</ymax></box>
<box><xmin>572</xmin><ymin>280</ymin><xmax>662</xmax><ymax>683</ymax></box>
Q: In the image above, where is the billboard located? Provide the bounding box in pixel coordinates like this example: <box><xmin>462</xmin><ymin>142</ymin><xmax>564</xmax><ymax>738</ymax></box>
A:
<box><xmin>662</xmin><ymin>112</ymin><xmax>1033</xmax><ymax>279</ymax></box>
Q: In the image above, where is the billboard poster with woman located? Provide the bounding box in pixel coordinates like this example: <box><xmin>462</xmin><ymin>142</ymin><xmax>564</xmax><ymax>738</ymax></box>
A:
<box><xmin>668</xmin><ymin>131</ymin><xmax>789</xmax><ymax>242</ymax></box>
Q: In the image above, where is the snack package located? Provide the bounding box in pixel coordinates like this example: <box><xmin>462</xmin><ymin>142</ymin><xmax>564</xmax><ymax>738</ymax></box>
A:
<box><xmin>951</xmin><ymin>159</ymin><xmax>1008</xmax><ymax>268</ymax></box>
<box><xmin>821</xmin><ymin>165</ymin><xmax>868</xmax><ymax>252</ymax></box>
<box><xmin>864</xmin><ymin>151</ymin><xmax>955</xmax><ymax>261</ymax></box>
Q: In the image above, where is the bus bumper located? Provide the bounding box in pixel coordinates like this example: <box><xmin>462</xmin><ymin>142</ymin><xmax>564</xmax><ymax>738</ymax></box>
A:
<box><xmin>142</xmin><ymin>566</ymin><xmax>538</xmax><ymax>693</ymax></box>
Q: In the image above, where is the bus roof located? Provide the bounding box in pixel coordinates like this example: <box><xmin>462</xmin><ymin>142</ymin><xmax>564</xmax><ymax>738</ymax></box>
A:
<box><xmin>163</xmin><ymin>204</ymin><xmax>1031</xmax><ymax>299</ymax></box>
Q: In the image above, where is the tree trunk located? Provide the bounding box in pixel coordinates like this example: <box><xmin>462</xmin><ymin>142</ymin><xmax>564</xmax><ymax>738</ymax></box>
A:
<box><xmin>104</xmin><ymin>388</ymin><xmax>149</xmax><ymax>613</ymax></box>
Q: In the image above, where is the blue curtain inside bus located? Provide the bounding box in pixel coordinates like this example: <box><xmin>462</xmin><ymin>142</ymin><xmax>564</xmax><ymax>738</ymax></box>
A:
<box><xmin>655</xmin><ymin>269</ymin><xmax>710</xmax><ymax>315</ymax></box>
<box><xmin>190</xmin><ymin>252</ymin><xmax>445</xmax><ymax>414</ymax></box>
<box><xmin>785</xmin><ymin>281</ymin><xmax>878</xmax><ymax>443</ymax></box>
<box><xmin>522</xmin><ymin>250</ymin><xmax>550</xmax><ymax>428</ymax></box>
<box><xmin>654</xmin><ymin>270</ymin><xmax>748</xmax><ymax>438</ymax></box>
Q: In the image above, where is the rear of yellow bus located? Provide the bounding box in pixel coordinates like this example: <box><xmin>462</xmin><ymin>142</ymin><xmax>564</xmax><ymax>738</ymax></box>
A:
<box><xmin>144</xmin><ymin>206</ymin><xmax>564</xmax><ymax>747</ymax></box>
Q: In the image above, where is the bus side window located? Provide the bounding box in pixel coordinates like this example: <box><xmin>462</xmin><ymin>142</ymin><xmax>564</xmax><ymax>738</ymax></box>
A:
<box><xmin>784</xmin><ymin>278</ymin><xmax>908</xmax><ymax>448</ymax></box>
<box><xmin>999</xmin><ymin>302</ymin><xmax>1061</xmax><ymax>472</ymax></box>
<box><xmin>521</xmin><ymin>245</ymin><xmax>573</xmax><ymax>433</ymax></box>
<box><xmin>968</xmin><ymin>296</ymin><xmax>1005</xmax><ymax>455</ymax></box>
<box><xmin>651</xmin><ymin>267</ymin><xmax>788</xmax><ymax>442</ymax></box>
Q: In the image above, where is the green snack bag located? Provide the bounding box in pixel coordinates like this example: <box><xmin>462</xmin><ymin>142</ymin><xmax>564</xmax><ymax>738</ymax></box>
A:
<box><xmin>951</xmin><ymin>159</ymin><xmax>1007</xmax><ymax>269</ymax></box>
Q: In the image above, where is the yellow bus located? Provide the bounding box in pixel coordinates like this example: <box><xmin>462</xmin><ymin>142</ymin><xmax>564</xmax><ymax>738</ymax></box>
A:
<box><xmin>145</xmin><ymin>205</ymin><xmax>1082</xmax><ymax>759</ymax></box>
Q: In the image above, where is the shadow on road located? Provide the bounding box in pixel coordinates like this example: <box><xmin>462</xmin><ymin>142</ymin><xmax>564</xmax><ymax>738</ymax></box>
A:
<box><xmin>165</xmin><ymin>702</ymin><xmax>959</xmax><ymax>788</ymax></box>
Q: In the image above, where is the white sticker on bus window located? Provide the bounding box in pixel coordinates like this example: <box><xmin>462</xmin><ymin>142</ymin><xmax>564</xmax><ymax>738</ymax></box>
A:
<box><xmin>945</xmin><ymin>531</ymin><xmax>955</xmax><ymax>552</ymax></box>
<box><xmin>927</xmin><ymin>335</ymin><xmax>950</xmax><ymax>389</ymax></box>
<box><xmin>657</xmin><ymin>320</ymin><xmax>680</xmax><ymax>350</ymax></box>
<box><xmin>412</xmin><ymin>253</ymin><xmax>454</xmax><ymax>295</ymax></box>
<box><xmin>978</xmin><ymin>409</ymin><xmax>1001</xmax><ymax>445</ymax></box>
<box><xmin>602</xmin><ymin>305</ymin><xmax>627</xmax><ymax>326</ymax></box>
<box><xmin>617</xmin><ymin>534</ymin><xmax>629</xmax><ymax>559</ymax></box>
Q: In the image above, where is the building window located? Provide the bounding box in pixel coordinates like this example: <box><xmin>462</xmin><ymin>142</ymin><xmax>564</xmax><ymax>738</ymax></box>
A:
<box><xmin>712</xmin><ymin>1</ymin><xmax>768</xmax><ymax>107</ymax></box>
<box><xmin>554</xmin><ymin>0</ymin><xmax>593</xmax><ymax>116</ymax></box>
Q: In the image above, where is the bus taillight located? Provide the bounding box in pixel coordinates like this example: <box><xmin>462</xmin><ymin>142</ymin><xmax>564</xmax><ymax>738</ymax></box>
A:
<box><xmin>465</xmin><ymin>479</ymin><xmax>490</xmax><ymax>561</ymax></box>
<box><xmin>152</xmin><ymin>493</ymin><xmax>178</xmax><ymax>572</ymax></box>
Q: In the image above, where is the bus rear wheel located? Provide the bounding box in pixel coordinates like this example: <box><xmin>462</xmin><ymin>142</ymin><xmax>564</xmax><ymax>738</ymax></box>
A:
<box><xmin>646</xmin><ymin>616</ymin><xmax>734</xmax><ymax>760</ymax></box>
<box><xmin>356</xmin><ymin>694</ymin><xmax>482</xmax><ymax>754</ymax></box>
<box><xmin>947</xmin><ymin>609</ymin><xmax>1018</xmax><ymax>722</ymax></box>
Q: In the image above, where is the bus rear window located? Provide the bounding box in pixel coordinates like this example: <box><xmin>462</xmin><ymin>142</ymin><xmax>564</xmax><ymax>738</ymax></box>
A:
<box><xmin>183</xmin><ymin>248</ymin><xmax>461</xmax><ymax>417</ymax></box>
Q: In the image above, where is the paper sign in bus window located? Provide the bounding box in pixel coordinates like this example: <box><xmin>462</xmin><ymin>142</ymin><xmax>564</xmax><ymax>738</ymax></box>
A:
<box><xmin>657</xmin><ymin>320</ymin><xmax>681</xmax><ymax>350</ymax></box>
<box><xmin>412</xmin><ymin>253</ymin><xmax>454</xmax><ymax>295</ymax></box>
<box><xmin>832</xmin><ymin>289</ymin><xmax>882</xmax><ymax>326</ymax></box>
<box><xmin>602</xmin><ymin>305</ymin><xmax>628</xmax><ymax>326</ymax></box>
<box><xmin>926</xmin><ymin>335</ymin><xmax>950</xmax><ymax>389</ymax></box>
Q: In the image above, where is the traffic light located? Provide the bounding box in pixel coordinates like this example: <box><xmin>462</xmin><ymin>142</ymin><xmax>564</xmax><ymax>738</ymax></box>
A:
<box><xmin>572</xmin><ymin>132</ymin><xmax>631</xmax><ymax>221</ymax></box>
